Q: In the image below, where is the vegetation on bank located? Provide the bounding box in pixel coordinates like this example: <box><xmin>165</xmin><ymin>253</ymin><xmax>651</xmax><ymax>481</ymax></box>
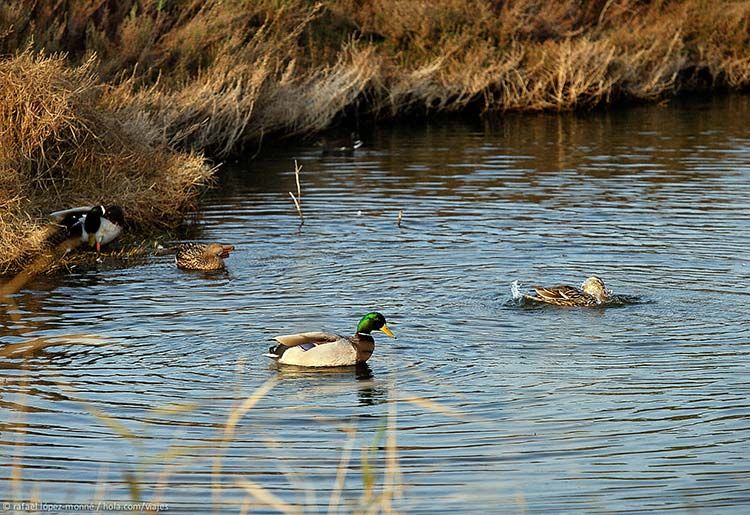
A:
<box><xmin>2</xmin><ymin>0</ymin><xmax>750</xmax><ymax>273</ymax></box>
<box><xmin>0</xmin><ymin>51</ymin><xmax>211</xmax><ymax>274</ymax></box>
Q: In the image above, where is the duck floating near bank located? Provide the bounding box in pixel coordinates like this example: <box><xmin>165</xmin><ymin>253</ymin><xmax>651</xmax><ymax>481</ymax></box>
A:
<box><xmin>319</xmin><ymin>132</ymin><xmax>363</xmax><ymax>155</ymax></box>
<box><xmin>524</xmin><ymin>275</ymin><xmax>610</xmax><ymax>307</ymax></box>
<box><xmin>175</xmin><ymin>243</ymin><xmax>234</xmax><ymax>271</ymax></box>
<box><xmin>265</xmin><ymin>312</ymin><xmax>395</xmax><ymax>367</ymax></box>
<box><xmin>50</xmin><ymin>205</ymin><xmax>125</xmax><ymax>252</ymax></box>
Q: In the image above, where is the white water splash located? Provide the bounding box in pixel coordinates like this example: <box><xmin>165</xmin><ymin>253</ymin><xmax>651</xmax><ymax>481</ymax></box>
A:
<box><xmin>510</xmin><ymin>280</ymin><xmax>524</xmax><ymax>300</ymax></box>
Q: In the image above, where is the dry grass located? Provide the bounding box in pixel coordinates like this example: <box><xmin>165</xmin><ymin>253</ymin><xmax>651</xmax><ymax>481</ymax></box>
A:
<box><xmin>0</xmin><ymin>51</ymin><xmax>213</xmax><ymax>218</ymax></box>
<box><xmin>2</xmin><ymin>355</ymin><xmax>463</xmax><ymax>512</ymax></box>
<box><xmin>342</xmin><ymin>0</ymin><xmax>750</xmax><ymax>113</ymax></box>
<box><xmin>3</xmin><ymin>0</ymin><xmax>747</xmax><ymax>149</ymax></box>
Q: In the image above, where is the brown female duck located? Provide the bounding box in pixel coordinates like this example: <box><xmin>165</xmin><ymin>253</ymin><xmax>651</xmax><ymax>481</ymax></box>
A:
<box><xmin>528</xmin><ymin>276</ymin><xmax>610</xmax><ymax>307</ymax></box>
<box><xmin>175</xmin><ymin>243</ymin><xmax>234</xmax><ymax>271</ymax></box>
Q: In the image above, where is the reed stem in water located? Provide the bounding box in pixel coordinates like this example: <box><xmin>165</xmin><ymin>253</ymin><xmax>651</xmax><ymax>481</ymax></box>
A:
<box><xmin>288</xmin><ymin>160</ymin><xmax>304</xmax><ymax>227</ymax></box>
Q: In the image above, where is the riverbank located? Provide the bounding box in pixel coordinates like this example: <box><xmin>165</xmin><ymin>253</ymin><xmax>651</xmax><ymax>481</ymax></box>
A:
<box><xmin>2</xmin><ymin>0</ymin><xmax>750</xmax><ymax>274</ymax></box>
<box><xmin>0</xmin><ymin>52</ymin><xmax>212</xmax><ymax>275</ymax></box>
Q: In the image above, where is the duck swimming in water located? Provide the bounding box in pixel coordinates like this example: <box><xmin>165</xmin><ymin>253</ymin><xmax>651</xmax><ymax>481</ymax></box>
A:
<box><xmin>319</xmin><ymin>132</ymin><xmax>363</xmax><ymax>155</ymax></box>
<box><xmin>50</xmin><ymin>205</ymin><xmax>125</xmax><ymax>252</ymax></box>
<box><xmin>526</xmin><ymin>276</ymin><xmax>610</xmax><ymax>307</ymax></box>
<box><xmin>175</xmin><ymin>243</ymin><xmax>234</xmax><ymax>271</ymax></box>
<box><xmin>265</xmin><ymin>312</ymin><xmax>395</xmax><ymax>367</ymax></box>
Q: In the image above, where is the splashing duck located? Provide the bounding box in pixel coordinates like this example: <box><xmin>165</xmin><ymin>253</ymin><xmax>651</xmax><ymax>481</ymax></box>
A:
<box><xmin>264</xmin><ymin>312</ymin><xmax>395</xmax><ymax>367</ymax></box>
<box><xmin>175</xmin><ymin>243</ymin><xmax>235</xmax><ymax>271</ymax></box>
<box><xmin>526</xmin><ymin>276</ymin><xmax>610</xmax><ymax>307</ymax></box>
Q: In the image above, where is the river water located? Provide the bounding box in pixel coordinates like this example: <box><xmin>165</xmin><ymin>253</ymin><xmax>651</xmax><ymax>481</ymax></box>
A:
<box><xmin>2</xmin><ymin>96</ymin><xmax>750</xmax><ymax>513</ymax></box>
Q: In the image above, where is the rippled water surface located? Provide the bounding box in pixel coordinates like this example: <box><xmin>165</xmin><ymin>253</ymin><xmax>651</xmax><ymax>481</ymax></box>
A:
<box><xmin>2</xmin><ymin>96</ymin><xmax>750</xmax><ymax>513</ymax></box>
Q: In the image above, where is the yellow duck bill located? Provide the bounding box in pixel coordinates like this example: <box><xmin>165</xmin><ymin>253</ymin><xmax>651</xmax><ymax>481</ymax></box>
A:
<box><xmin>380</xmin><ymin>323</ymin><xmax>395</xmax><ymax>338</ymax></box>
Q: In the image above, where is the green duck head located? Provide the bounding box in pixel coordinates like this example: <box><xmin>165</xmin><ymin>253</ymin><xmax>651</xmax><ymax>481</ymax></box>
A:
<box><xmin>356</xmin><ymin>312</ymin><xmax>395</xmax><ymax>338</ymax></box>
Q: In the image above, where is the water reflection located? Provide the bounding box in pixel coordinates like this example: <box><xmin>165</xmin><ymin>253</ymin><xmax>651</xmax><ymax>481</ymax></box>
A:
<box><xmin>2</xmin><ymin>96</ymin><xmax>750</xmax><ymax>512</ymax></box>
<box><xmin>271</xmin><ymin>363</ymin><xmax>385</xmax><ymax>407</ymax></box>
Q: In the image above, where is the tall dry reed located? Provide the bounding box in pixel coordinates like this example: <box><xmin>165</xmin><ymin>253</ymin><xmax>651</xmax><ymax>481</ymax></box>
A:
<box><xmin>4</xmin><ymin>0</ymin><xmax>748</xmax><ymax>156</ymax></box>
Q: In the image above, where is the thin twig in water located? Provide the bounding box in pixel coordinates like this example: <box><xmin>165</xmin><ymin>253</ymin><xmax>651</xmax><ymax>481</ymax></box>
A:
<box><xmin>288</xmin><ymin>160</ymin><xmax>304</xmax><ymax>227</ymax></box>
<box><xmin>288</xmin><ymin>192</ymin><xmax>303</xmax><ymax>226</ymax></box>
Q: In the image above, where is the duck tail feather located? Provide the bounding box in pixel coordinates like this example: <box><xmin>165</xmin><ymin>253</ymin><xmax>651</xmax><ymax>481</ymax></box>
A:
<box><xmin>50</xmin><ymin>206</ymin><xmax>93</xmax><ymax>220</ymax></box>
<box><xmin>267</xmin><ymin>343</ymin><xmax>288</xmax><ymax>358</ymax></box>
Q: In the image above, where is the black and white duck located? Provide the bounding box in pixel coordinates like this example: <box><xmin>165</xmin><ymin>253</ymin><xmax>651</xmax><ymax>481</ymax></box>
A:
<box><xmin>50</xmin><ymin>205</ymin><xmax>125</xmax><ymax>252</ymax></box>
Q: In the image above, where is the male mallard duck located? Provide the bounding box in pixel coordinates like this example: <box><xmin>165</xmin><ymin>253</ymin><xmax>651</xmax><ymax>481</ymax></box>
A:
<box><xmin>175</xmin><ymin>243</ymin><xmax>234</xmax><ymax>271</ymax></box>
<box><xmin>265</xmin><ymin>312</ymin><xmax>395</xmax><ymax>367</ymax></box>
<box><xmin>50</xmin><ymin>205</ymin><xmax>125</xmax><ymax>252</ymax></box>
<box><xmin>527</xmin><ymin>276</ymin><xmax>610</xmax><ymax>307</ymax></box>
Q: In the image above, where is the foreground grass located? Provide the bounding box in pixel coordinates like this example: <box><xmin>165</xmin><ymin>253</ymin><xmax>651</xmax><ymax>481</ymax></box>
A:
<box><xmin>2</xmin><ymin>0</ymin><xmax>750</xmax><ymax>273</ymax></box>
<box><xmin>3</xmin><ymin>352</ymin><xmax>450</xmax><ymax>513</ymax></box>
